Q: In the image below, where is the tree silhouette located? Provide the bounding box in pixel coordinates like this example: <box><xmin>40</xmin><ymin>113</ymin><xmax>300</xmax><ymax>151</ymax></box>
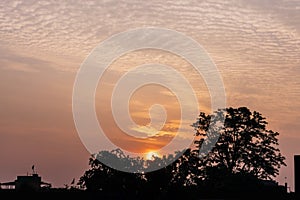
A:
<box><xmin>78</xmin><ymin>149</ymin><xmax>192</xmax><ymax>198</ymax></box>
<box><xmin>78</xmin><ymin>106</ymin><xmax>288</xmax><ymax>198</ymax></box>
<box><xmin>192</xmin><ymin>107</ymin><xmax>286</xmax><ymax>181</ymax></box>
<box><xmin>78</xmin><ymin>150</ymin><xmax>145</xmax><ymax>197</ymax></box>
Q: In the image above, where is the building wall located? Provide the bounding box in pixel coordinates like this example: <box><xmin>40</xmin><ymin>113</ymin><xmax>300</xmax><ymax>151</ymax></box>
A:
<box><xmin>15</xmin><ymin>175</ymin><xmax>41</xmax><ymax>192</ymax></box>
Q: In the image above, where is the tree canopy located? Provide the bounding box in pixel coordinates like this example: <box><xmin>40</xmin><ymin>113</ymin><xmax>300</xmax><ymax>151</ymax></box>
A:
<box><xmin>78</xmin><ymin>107</ymin><xmax>287</xmax><ymax>198</ymax></box>
<box><xmin>192</xmin><ymin>107</ymin><xmax>286</xmax><ymax>180</ymax></box>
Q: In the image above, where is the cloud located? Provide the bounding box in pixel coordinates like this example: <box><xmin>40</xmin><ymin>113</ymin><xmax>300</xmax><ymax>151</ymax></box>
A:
<box><xmin>0</xmin><ymin>0</ymin><xmax>298</xmax><ymax>70</ymax></box>
<box><xmin>0</xmin><ymin>47</ymin><xmax>52</xmax><ymax>72</ymax></box>
<box><xmin>1</xmin><ymin>0</ymin><xmax>298</xmax><ymax>117</ymax></box>
<box><xmin>1</xmin><ymin>0</ymin><xmax>298</xmax><ymax>141</ymax></box>
<box><xmin>131</xmin><ymin>125</ymin><xmax>167</xmax><ymax>138</ymax></box>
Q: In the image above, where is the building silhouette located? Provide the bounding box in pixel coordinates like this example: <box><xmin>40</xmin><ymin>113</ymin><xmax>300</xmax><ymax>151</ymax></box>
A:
<box><xmin>0</xmin><ymin>173</ymin><xmax>51</xmax><ymax>191</ymax></box>
<box><xmin>295</xmin><ymin>155</ymin><xmax>300</xmax><ymax>195</ymax></box>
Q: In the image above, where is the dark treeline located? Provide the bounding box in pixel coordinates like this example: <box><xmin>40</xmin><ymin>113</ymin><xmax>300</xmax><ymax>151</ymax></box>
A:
<box><xmin>0</xmin><ymin>107</ymin><xmax>295</xmax><ymax>199</ymax></box>
<box><xmin>74</xmin><ymin>107</ymin><xmax>292</xmax><ymax>199</ymax></box>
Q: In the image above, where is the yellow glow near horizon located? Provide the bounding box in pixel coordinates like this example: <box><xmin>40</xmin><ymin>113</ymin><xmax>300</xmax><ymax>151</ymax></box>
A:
<box><xmin>145</xmin><ymin>151</ymin><xmax>160</xmax><ymax>160</ymax></box>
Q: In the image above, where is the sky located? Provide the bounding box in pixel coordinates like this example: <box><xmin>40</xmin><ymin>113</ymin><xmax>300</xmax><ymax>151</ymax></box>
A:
<box><xmin>0</xmin><ymin>0</ymin><xmax>299</xmax><ymax>190</ymax></box>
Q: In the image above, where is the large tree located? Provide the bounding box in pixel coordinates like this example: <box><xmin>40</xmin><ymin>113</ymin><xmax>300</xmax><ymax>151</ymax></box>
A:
<box><xmin>78</xmin><ymin>107</ymin><xmax>287</xmax><ymax>198</ymax></box>
<box><xmin>192</xmin><ymin>107</ymin><xmax>286</xmax><ymax>180</ymax></box>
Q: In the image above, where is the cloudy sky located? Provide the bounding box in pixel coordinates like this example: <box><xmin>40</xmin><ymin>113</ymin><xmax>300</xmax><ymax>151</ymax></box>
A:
<box><xmin>0</xmin><ymin>0</ymin><xmax>299</xmax><ymax>189</ymax></box>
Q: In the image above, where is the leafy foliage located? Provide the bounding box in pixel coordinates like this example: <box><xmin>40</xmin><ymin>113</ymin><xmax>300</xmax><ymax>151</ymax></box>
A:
<box><xmin>78</xmin><ymin>107</ymin><xmax>287</xmax><ymax>198</ymax></box>
<box><xmin>192</xmin><ymin>107</ymin><xmax>286</xmax><ymax>180</ymax></box>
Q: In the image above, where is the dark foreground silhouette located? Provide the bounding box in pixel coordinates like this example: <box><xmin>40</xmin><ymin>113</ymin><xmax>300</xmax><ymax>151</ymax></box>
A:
<box><xmin>0</xmin><ymin>179</ymin><xmax>297</xmax><ymax>200</ymax></box>
<box><xmin>0</xmin><ymin>107</ymin><xmax>297</xmax><ymax>199</ymax></box>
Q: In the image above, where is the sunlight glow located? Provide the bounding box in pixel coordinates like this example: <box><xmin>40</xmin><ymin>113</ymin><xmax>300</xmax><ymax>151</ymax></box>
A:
<box><xmin>145</xmin><ymin>151</ymin><xmax>160</xmax><ymax>160</ymax></box>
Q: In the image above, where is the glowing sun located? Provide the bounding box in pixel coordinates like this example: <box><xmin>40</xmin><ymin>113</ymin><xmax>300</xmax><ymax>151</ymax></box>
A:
<box><xmin>145</xmin><ymin>151</ymin><xmax>160</xmax><ymax>160</ymax></box>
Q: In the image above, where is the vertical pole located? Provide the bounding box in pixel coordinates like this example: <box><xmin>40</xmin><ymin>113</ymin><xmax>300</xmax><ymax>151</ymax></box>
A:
<box><xmin>295</xmin><ymin>155</ymin><xmax>300</xmax><ymax>194</ymax></box>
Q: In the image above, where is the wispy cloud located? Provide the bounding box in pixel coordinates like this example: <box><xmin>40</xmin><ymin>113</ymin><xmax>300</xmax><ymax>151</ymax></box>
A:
<box><xmin>0</xmin><ymin>0</ymin><xmax>299</xmax><ymax>71</ymax></box>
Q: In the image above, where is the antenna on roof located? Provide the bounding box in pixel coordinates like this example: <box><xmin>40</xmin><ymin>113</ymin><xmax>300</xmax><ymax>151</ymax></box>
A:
<box><xmin>32</xmin><ymin>165</ymin><xmax>35</xmax><ymax>174</ymax></box>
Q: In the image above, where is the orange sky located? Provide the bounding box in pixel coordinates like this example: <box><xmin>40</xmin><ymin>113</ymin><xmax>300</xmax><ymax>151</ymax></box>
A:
<box><xmin>0</xmin><ymin>0</ymin><xmax>299</xmax><ymax>190</ymax></box>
